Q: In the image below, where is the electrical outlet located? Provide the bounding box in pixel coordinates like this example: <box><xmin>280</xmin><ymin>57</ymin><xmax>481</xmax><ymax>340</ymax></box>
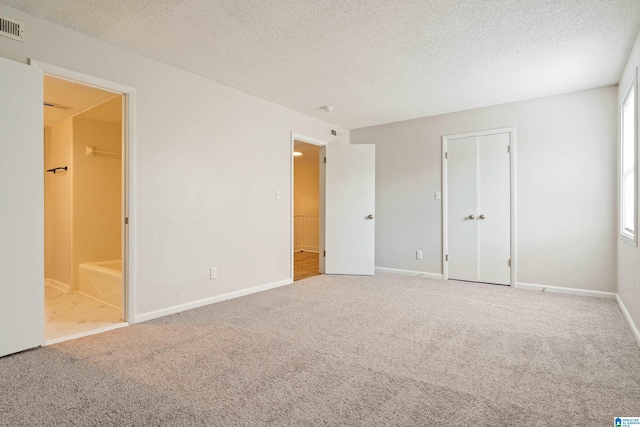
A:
<box><xmin>210</xmin><ymin>267</ymin><xmax>217</xmax><ymax>280</ymax></box>
<box><xmin>434</xmin><ymin>191</ymin><xmax>441</xmax><ymax>200</ymax></box>
<box><xmin>416</xmin><ymin>250</ymin><xmax>423</xmax><ymax>260</ymax></box>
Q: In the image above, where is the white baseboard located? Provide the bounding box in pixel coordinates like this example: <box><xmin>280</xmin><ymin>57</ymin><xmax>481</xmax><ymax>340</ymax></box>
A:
<box><xmin>135</xmin><ymin>278</ymin><xmax>293</xmax><ymax>323</ymax></box>
<box><xmin>616</xmin><ymin>294</ymin><xmax>640</xmax><ymax>347</ymax></box>
<box><xmin>514</xmin><ymin>282</ymin><xmax>617</xmax><ymax>299</ymax></box>
<box><xmin>375</xmin><ymin>267</ymin><xmax>443</xmax><ymax>280</ymax></box>
<box><xmin>45</xmin><ymin>278</ymin><xmax>71</xmax><ymax>293</ymax></box>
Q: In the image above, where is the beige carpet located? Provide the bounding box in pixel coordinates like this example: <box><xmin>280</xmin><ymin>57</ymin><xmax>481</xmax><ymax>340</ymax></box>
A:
<box><xmin>1</xmin><ymin>273</ymin><xmax>639</xmax><ymax>426</ymax></box>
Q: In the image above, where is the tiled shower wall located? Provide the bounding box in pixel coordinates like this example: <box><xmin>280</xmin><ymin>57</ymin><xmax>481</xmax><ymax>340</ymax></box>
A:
<box><xmin>71</xmin><ymin>111</ymin><xmax>122</xmax><ymax>290</ymax></box>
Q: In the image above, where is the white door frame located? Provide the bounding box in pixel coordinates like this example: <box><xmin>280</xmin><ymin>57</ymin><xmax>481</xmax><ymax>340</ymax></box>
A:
<box><xmin>290</xmin><ymin>133</ymin><xmax>327</xmax><ymax>280</ymax></box>
<box><xmin>30</xmin><ymin>59</ymin><xmax>137</xmax><ymax>323</ymax></box>
<box><xmin>442</xmin><ymin>126</ymin><xmax>517</xmax><ymax>286</ymax></box>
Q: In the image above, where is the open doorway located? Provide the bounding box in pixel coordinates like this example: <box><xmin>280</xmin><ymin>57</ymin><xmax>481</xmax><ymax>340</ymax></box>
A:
<box><xmin>43</xmin><ymin>75</ymin><xmax>126</xmax><ymax>343</ymax></box>
<box><xmin>293</xmin><ymin>139</ymin><xmax>322</xmax><ymax>281</ymax></box>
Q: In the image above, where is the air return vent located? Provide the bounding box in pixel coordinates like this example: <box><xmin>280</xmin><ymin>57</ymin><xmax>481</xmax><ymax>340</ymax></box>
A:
<box><xmin>0</xmin><ymin>15</ymin><xmax>24</xmax><ymax>42</ymax></box>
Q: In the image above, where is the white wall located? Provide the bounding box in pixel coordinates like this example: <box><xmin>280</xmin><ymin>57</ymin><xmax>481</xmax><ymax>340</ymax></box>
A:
<box><xmin>0</xmin><ymin>4</ymin><xmax>348</xmax><ymax>320</ymax></box>
<box><xmin>352</xmin><ymin>86</ymin><xmax>617</xmax><ymax>292</ymax></box>
<box><xmin>44</xmin><ymin>118</ymin><xmax>73</xmax><ymax>287</ymax></box>
<box><xmin>618</xmin><ymin>29</ymin><xmax>640</xmax><ymax>336</ymax></box>
<box><xmin>44</xmin><ymin>126</ymin><xmax>52</xmax><ymax>279</ymax></box>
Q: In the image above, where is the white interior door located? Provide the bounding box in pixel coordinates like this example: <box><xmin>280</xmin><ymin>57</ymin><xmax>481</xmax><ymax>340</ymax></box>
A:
<box><xmin>478</xmin><ymin>133</ymin><xmax>511</xmax><ymax>285</ymax></box>
<box><xmin>447</xmin><ymin>137</ymin><xmax>478</xmax><ymax>281</ymax></box>
<box><xmin>325</xmin><ymin>144</ymin><xmax>375</xmax><ymax>275</ymax></box>
<box><xmin>0</xmin><ymin>57</ymin><xmax>44</xmax><ymax>357</ymax></box>
<box><xmin>445</xmin><ymin>131</ymin><xmax>511</xmax><ymax>285</ymax></box>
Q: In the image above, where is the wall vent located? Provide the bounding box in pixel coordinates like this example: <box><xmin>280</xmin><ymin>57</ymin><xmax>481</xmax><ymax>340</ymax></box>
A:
<box><xmin>0</xmin><ymin>15</ymin><xmax>24</xmax><ymax>42</ymax></box>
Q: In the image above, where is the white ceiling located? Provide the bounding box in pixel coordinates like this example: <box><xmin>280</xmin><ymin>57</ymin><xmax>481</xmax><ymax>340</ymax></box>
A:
<box><xmin>11</xmin><ymin>0</ymin><xmax>640</xmax><ymax>129</ymax></box>
<box><xmin>44</xmin><ymin>75</ymin><xmax>120</xmax><ymax>126</ymax></box>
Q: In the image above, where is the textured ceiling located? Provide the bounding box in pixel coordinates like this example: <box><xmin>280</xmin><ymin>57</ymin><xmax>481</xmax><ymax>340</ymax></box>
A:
<box><xmin>11</xmin><ymin>0</ymin><xmax>640</xmax><ymax>129</ymax></box>
<box><xmin>44</xmin><ymin>75</ymin><xmax>119</xmax><ymax>126</ymax></box>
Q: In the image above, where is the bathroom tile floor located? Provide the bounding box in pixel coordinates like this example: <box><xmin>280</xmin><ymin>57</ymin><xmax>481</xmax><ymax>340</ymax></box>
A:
<box><xmin>45</xmin><ymin>285</ymin><xmax>123</xmax><ymax>343</ymax></box>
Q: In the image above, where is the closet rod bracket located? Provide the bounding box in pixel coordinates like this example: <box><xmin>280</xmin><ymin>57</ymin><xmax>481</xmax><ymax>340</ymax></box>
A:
<box><xmin>46</xmin><ymin>166</ymin><xmax>67</xmax><ymax>174</ymax></box>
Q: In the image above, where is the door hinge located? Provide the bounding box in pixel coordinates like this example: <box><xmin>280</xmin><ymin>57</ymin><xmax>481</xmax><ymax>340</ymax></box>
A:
<box><xmin>125</xmin><ymin>217</ymin><xmax>129</xmax><ymax>225</ymax></box>
<box><xmin>445</xmin><ymin>254</ymin><xmax>448</xmax><ymax>262</ymax></box>
<box><xmin>323</xmin><ymin>157</ymin><xmax>326</xmax><ymax>164</ymax></box>
<box><xmin>445</xmin><ymin>152</ymin><xmax>448</xmax><ymax>159</ymax></box>
<box><xmin>507</xmin><ymin>145</ymin><xmax>511</xmax><ymax>153</ymax></box>
<box><xmin>508</xmin><ymin>258</ymin><xmax>512</xmax><ymax>267</ymax></box>
<box><xmin>323</xmin><ymin>250</ymin><xmax>326</xmax><ymax>257</ymax></box>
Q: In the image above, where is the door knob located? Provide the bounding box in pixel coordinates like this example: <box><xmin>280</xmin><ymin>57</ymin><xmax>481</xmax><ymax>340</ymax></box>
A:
<box><xmin>366</xmin><ymin>214</ymin><xmax>374</xmax><ymax>220</ymax></box>
<box><xmin>479</xmin><ymin>214</ymin><xmax>486</xmax><ymax>220</ymax></box>
<box><xmin>468</xmin><ymin>214</ymin><xmax>475</xmax><ymax>220</ymax></box>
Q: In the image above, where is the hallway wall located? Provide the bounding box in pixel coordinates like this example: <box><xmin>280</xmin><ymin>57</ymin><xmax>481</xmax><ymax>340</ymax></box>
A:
<box><xmin>0</xmin><ymin>3</ymin><xmax>348</xmax><ymax>321</ymax></box>
<box><xmin>294</xmin><ymin>160</ymin><xmax>320</xmax><ymax>252</ymax></box>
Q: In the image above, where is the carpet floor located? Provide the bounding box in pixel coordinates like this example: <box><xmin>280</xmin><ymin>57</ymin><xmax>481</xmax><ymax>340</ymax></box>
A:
<box><xmin>1</xmin><ymin>273</ymin><xmax>640</xmax><ymax>426</ymax></box>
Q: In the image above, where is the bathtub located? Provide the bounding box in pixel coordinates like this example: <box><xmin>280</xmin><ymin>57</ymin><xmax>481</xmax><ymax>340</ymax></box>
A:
<box><xmin>79</xmin><ymin>260</ymin><xmax>123</xmax><ymax>310</ymax></box>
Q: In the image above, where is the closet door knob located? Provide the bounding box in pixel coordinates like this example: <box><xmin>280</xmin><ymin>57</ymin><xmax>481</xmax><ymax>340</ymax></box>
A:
<box><xmin>468</xmin><ymin>214</ymin><xmax>475</xmax><ymax>220</ymax></box>
<box><xmin>479</xmin><ymin>214</ymin><xmax>486</xmax><ymax>220</ymax></box>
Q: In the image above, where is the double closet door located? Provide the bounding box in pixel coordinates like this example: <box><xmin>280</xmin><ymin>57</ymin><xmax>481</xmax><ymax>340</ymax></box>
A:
<box><xmin>445</xmin><ymin>130</ymin><xmax>513</xmax><ymax>286</ymax></box>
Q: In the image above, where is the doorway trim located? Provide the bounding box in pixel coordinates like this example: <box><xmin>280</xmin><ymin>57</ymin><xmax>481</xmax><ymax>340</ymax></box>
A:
<box><xmin>30</xmin><ymin>59</ymin><xmax>137</xmax><ymax>323</ymax></box>
<box><xmin>290</xmin><ymin>133</ymin><xmax>327</xmax><ymax>281</ymax></box>
<box><xmin>442</xmin><ymin>126</ymin><xmax>517</xmax><ymax>286</ymax></box>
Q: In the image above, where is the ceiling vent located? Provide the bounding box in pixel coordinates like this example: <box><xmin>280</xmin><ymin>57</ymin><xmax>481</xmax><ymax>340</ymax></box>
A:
<box><xmin>0</xmin><ymin>15</ymin><xmax>24</xmax><ymax>42</ymax></box>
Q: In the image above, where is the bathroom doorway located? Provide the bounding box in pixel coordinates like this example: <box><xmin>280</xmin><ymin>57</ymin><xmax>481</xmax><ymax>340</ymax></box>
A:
<box><xmin>43</xmin><ymin>75</ymin><xmax>127</xmax><ymax>343</ymax></box>
<box><xmin>293</xmin><ymin>139</ymin><xmax>322</xmax><ymax>281</ymax></box>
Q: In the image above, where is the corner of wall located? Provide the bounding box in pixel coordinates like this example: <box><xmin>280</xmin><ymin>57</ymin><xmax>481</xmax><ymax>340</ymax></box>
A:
<box><xmin>615</xmin><ymin>26</ymin><xmax>640</xmax><ymax>346</ymax></box>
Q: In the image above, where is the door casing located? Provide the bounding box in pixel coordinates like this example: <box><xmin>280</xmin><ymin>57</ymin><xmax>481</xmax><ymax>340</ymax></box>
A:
<box><xmin>31</xmin><ymin>59</ymin><xmax>137</xmax><ymax>323</ymax></box>
<box><xmin>290</xmin><ymin>133</ymin><xmax>327</xmax><ymax>279</ymax></box>
<box><xmin>442</xmin><ymin>127</ymin><xmax>517</xmax><ymax>285</ymax></box>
